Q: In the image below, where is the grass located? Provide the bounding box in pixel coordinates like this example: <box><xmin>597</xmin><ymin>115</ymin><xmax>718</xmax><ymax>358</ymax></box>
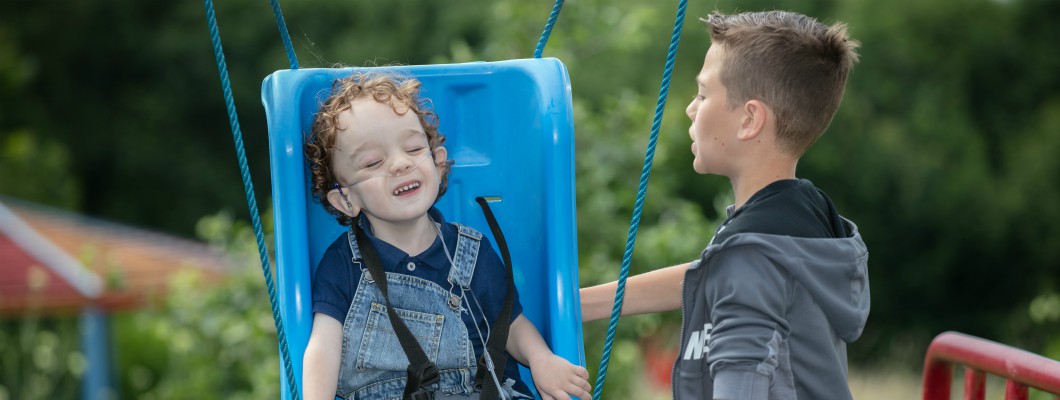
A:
<box><xmin>627</xmin><ymin>366</ymin><xmax>1017</xmax><ymax>399</ymax></box>
<box><xmin>630</xmin><ymin>366</ymin><xmax>926</xmax><ymax>399</ymax></box>
<box><xmin>849</xmin><ymin>367</ymin><xmax>922</xmax><ymax>400</ymax></box>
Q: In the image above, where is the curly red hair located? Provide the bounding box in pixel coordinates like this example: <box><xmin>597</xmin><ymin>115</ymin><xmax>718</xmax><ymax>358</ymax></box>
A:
<box><xmin>305</xmin><ymin>71</ymin><xmax>450</xmax><ymax>226</ymax></box>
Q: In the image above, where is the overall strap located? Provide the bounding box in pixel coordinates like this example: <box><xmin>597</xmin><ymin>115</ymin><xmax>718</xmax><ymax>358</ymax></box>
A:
<box><xmin>446</xmin><ymin>223</ymin><xmax>482</xmax><ymax>289</ymax></box>
<box><xmin>345</xmin><ymin>229</ymin><xmax>364</xmax><ymax>261</ymax></box>
<box><xmin>473</xmin><ymin>197</ymin><xmax>516</xmax><ymax>400</ymax></box>
<box><xmin>345</xmin><ymin>228</ymin><xmax>373</xmax><ymax>283</ymax></box>
<box><xmin>352</xmin><ymin>224</ymin><xmax>439</xmax><ymax>400</ymax></box>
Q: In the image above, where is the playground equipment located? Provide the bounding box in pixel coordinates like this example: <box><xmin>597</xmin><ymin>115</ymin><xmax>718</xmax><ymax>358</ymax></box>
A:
<box><xmin>923</xmin><ymin>331</ymin><xmax>1060</xmax><ymax>400</ymax></box>
<box><xmin>262</xmin><ymin>59</ymin><xmax>582</xmax><ymax>397</ymax></box>
<box><xmin>201</xmin><ymin>0</ymin><xmax>688</xmax><ymax>397</ymax></box>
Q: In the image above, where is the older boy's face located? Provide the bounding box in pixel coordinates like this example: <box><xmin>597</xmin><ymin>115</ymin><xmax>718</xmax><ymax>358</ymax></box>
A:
<box><xmin>685</xmin><ymin>44</ymin><xmax>744</xmax><ymax>176</ymax></box>
<box><xmin>329</xmin><ymin>99</ymin><xmax>446</xmax><ymax>225</ymax></box>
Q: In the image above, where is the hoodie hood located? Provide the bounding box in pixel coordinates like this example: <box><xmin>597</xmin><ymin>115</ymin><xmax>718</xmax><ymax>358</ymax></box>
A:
<box><xmin>711</xmin><ymin>219</ymin><xmax>870</xmax><ymax>342</ymax></box>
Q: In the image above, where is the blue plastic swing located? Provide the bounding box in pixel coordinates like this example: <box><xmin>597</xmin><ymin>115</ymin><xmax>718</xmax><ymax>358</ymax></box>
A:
<box><xmin>206</xmin><ymin>0</ymin><xmax>682</xmax><ymax>396</ymax></box>
<box><xmin>261</xmin><ymin>58</ymin><xmax>585</xmax><ymax>398</ymax></box>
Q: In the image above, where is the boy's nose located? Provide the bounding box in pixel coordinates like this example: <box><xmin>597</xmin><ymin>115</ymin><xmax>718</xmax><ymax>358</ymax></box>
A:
<box><xmin>390</xmin><ymin>158</ymin><xmax>415</xmax><ymax>176</ymax></box>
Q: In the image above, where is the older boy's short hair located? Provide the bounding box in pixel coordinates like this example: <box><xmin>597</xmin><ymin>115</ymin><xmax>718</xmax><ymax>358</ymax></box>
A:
<box><xmin>704</xmin><ymin>11</ymin><xmax>860</xmax><ymax>156</ymax></box>
<box><xmin>305</xmin><ymin>72</ymin><xmax>450</xmax><ymax>226</ymax></box>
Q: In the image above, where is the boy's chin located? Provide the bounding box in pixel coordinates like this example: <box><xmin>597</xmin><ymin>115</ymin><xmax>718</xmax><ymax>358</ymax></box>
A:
<box><xmin>692</xmin><ymin>161</ymin><xmax>710</xmax><ymax>175</ymax></box>
<box><xmin>364</xmin><ymin>210</ymin><xmax>430</xmax><ymax>226</ymax></box>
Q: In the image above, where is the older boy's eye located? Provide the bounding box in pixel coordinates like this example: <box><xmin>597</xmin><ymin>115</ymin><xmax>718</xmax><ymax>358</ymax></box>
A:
<box><xmin>362</xmin><ymin>160</ymin><xmax>382</xmax><ymax>169</ymax></box>
<box><xmin>407</xmin><ymin>146</ymin><xmax>427</xmax><ymax>154</ymax></box>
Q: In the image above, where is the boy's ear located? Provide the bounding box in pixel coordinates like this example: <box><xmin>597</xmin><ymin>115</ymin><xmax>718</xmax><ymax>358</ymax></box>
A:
<box><xmin>737</xmin><ymin>100</ymin><xmax>770</xmax><ymax>141</ymax></box>
<box><xmin>327</xmin><ymin>187</ymin><xmax>361</xmax><ymax>217</ymax></box>
<box><xmin>432</xmin><ymin>146</ymin><xmax>448</xmax><ymax>165</ymax></box>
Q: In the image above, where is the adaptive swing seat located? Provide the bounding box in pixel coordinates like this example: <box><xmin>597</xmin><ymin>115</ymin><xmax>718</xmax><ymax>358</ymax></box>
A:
<box><xmin>261</xmin><ymin>58</ymin><xmax>585</xmax><ymax>398</ymax></box>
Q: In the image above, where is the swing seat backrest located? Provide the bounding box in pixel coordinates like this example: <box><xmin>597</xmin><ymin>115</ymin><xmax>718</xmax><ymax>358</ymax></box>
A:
<box><xmin>261</xmin><ymin>58</ymin><xmax>584</xmax><ymax>397</ymax></box>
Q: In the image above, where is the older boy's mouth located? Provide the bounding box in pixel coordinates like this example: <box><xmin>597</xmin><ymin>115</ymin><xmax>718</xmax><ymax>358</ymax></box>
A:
<box><xmin>393</xmin><ymin>181</ymin><xmax>421</xmax><ymax>196</ymax></box>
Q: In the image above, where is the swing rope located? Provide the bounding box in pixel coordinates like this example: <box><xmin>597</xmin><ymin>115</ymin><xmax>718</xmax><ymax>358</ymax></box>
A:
<box><xmin>269</xmin><ymin>0</ymin><xmax>300</xmax><ymax>69</ymax></box>
<box><xmin>533</xmin><ymin>0</ymin><xmax>565</xmax><ymax>59</ymax></box>
<box><xmin>201</xmin><ymin>0</ymin><xmax>301</xmax><ymax>399</ymax></box>
<box><xmin>593</xmin><ymin>2</ymin><xmax>686</xmax><ymax>397</ymax></box>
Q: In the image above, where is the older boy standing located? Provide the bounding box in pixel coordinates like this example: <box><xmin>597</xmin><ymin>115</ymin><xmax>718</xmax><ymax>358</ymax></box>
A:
<box><xmin>581</xmin><ymin>10</ymin><xmax>869</xmax><ymax>400</ymax></box>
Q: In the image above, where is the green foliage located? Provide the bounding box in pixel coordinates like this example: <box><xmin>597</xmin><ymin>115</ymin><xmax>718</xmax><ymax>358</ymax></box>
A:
<box><xmin>0</xmin><ymin>0</ymin><xmax>274</xmax><ymax>235</ymax></box>
<box><xmin>813</xmin><ymin>0</ymin><xmax>1060</xmax><ymax>362</ymax></box>
<box><xmin>0</xmin><ymin>132</ymin><xmax>81</xmax><ymax>209</ymax></box>
<box><xmin>114</xmin><ymin>210</ymin><xmax>280</xmax><ymax>399</ymax></box>
<box><xmin>115</xmin><ymin>269</ymin><xmax>281</xmax><ymax>400</ymax></box>
<box><xmin>0</xmin><ymin>317</ymin><xmax>83</xmax><ymax>400</ymax></box>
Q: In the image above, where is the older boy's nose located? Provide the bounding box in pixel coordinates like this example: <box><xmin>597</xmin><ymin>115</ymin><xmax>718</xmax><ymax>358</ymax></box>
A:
<box><xmin>685</xmin><ymin>100</ymin><xmax>696</xmax><ymax>119</ymax></box>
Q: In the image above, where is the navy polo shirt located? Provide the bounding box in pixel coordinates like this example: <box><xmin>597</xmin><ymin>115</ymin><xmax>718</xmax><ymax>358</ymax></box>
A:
<box><xmin>312</xmin><ymin>208</ymin><xmax>527</xmax><ymax>392</ymax></box>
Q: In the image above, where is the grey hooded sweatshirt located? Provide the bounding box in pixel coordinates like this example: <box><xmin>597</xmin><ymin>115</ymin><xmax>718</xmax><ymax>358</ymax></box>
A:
<box><xmin>673</xmin><ymin>179</ymin><xmax>870</xmax><ymax>400</ymax></box>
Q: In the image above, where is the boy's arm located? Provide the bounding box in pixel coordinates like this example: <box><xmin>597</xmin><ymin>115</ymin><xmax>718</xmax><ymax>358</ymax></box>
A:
<box><xmin>579</xmin><ymin>262</ymin><xmax>692</xmax><ymax>322</ymax></box>
<box><xmin>303</xmin><ymin>313</ymin><xmax>343</xmax><ymax>400</ymax></box>
<box><xmin>506</xmin><ymin>314</ymin><xmax>591</xmax><ymax>400</ymax></box>
<box><xmin>705</xmin><ymin>248</ymin><xmax>791</xmax><ymax>400</ymax></box>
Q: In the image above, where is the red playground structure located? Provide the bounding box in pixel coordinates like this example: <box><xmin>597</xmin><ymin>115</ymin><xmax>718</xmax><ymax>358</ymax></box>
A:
<box><xmin>923</xmin><ymin>331</ymin><xmax>1060</xmax><ymax>399</ymax></box>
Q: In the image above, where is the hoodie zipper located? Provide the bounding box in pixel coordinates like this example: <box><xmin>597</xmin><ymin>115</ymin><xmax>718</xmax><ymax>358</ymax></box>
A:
<box><xmin>673</xmin><ymin>266</ymin><xmax>686</xmax><ymax>400</ymax></box>
<box><xmin>673</xmin><ymin>211</ymin><xmax>735</xmax><ymax>400</ymax></box>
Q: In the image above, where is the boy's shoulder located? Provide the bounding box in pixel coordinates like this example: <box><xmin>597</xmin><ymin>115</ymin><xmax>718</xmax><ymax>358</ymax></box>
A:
<box><xmin>449</xmin><ymin>221</ymin><xmax>483</xmax><ymax>240</ymax></box>
<box><xmin>716</xmin><ymin>179</ymin><xmax>848</xmax><ymax>243</ymax></box>
<box><xmin>427</xmin><ymin>208</ymin><xmax>485</xmax><ymax>241</ymax></box>
<box><xmin>322</xmin><ymin>229</ymin><xmax>352</xmax><ymax>258</ymax></box>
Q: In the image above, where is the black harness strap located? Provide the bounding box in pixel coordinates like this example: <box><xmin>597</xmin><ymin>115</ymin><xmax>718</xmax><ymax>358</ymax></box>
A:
<box><xmin>354</xmin><ymin>225</ymin><xmax>440</xmax><ymax>400</ymax></box>
<box><xmin>473</xmin><ymin>197</ymin><xmax>516</xmax><ymax>400</ymax></box>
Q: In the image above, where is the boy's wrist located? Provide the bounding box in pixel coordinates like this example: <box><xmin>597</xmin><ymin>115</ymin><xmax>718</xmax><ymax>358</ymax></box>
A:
<box><xmin>526</xmin><ymin>351</ymin><xmax>553</xmax><ymax>369</ymax></box>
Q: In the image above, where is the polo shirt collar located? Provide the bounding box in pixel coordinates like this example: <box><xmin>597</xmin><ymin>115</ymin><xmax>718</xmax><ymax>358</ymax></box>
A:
<box><xmin>355</xmin><ymin>208</ymin><xmax>458</xmax><ymax>273</ymax></box>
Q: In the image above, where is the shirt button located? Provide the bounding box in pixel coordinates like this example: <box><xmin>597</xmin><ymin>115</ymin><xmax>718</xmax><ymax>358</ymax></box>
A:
<box><xmin>406</xmin><ymin>262</ymin><xmax>416</xmax><ymax>271</ymax></box>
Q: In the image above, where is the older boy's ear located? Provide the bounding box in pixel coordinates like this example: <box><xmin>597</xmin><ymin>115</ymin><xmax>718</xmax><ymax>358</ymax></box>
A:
<box><xmin>737</xmin><ymin>100</ymin><xmax>770</xmax><ymax>141</ymax></box>
<box><xmin>327</xmin><ymin>188</ymin><xmax>360</xmax><ymax>217</ymax></box>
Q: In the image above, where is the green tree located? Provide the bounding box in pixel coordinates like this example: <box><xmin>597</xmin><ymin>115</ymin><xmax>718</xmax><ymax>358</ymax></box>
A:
<box><xmin>0</xmin><ymin>317</ymin><xmax>83</xmax><ymax>400</ymax></box>
<box><xmin>818</xmin><ymin>0</ymin><xmax>1060</xmax><ymax>362</ymax></box>
<box><xmin>115</xmin><ymin>209</ymin><xmax>280</xmax><ymax>399</ymax></box>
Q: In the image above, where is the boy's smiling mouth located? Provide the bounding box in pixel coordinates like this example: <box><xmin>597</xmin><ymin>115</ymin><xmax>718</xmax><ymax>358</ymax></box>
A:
<box><xmin>393</xmin><ymin>181</ymin><xmax>421</xmax><ymax>196</ymax></box>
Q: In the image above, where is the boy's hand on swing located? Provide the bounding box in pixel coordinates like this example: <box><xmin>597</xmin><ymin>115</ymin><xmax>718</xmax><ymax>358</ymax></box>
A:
<box><xmin>528</xmin><ymin>353</ymin><xmax>591</xmax><ymax>400</ymax></box>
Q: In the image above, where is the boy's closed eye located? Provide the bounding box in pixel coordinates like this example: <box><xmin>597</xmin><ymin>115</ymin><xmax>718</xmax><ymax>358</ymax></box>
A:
<box><xmin>361</xmin><ymin>159</ymin><xmax>383</xmax><ymax>169</ymax></box>
<box><xmin>353</xmin><ymin>151</ymin><xmax>384</xmax><ymax>170</ymax></box>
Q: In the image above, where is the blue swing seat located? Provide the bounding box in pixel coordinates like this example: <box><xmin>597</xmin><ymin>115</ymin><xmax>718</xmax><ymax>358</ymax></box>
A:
<box><xmin>261</xmin><ymin>58</ymin><xmax>584</xmax><ymax>398</ymax></box>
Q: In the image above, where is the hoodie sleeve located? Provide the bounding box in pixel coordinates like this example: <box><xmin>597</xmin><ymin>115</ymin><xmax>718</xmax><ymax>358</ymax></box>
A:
<box><xmin>703</xmin><ymin>245</ymin><xmax>792</xmax><ymax>400</ymax></box>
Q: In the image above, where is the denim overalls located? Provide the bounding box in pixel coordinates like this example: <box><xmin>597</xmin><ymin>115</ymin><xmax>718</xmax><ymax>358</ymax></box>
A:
<box><xmin>336</xmin><ymin>222</ymin><xmax>484</xmax><ymax>400</ymax></box>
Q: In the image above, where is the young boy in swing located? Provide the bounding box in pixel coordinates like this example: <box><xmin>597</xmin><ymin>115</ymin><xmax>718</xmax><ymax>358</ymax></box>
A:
<box><xmin>301</xmin><ymin>72</ymin><xmax>591</xmax><ymax>400</ymax></box>
<box><xmin>580</xmin><ymin>11</ymin><xmax>870</xmax><ymax>400</ymax></box>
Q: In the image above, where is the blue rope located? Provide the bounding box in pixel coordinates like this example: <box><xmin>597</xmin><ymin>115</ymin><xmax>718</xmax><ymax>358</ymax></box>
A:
<box><xmin>533</xmin><ymin>0</ymin><xmax>564</xmax><ymax>58</ymax></box>
<box><xmin>592</xmin><ymin>0</ymin><xmax>687</xmax><ymax>398</ymax></box>
<box><xmin>201</xmin><ymin>1</ymin><xmax>301</xmax><ymax>399</ymax></box>
<box><xmin>268</xmin><ymin>0</ymin><xmax>299</xmax><ymax>69</ymax></box>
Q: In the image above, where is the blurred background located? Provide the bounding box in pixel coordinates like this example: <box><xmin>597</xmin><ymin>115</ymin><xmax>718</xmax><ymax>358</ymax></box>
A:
<box><xmin>2</xmin><ymin>0</ymin><xmax>1059</xmax><ymax>398</ymax></box>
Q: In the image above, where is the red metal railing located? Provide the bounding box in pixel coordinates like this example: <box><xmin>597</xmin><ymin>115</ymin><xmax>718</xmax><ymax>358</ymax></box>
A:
<box><xmin>923</xmin><ymin>331</ymin><xmax>1060</xmax><ymax>400</ymax></box>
